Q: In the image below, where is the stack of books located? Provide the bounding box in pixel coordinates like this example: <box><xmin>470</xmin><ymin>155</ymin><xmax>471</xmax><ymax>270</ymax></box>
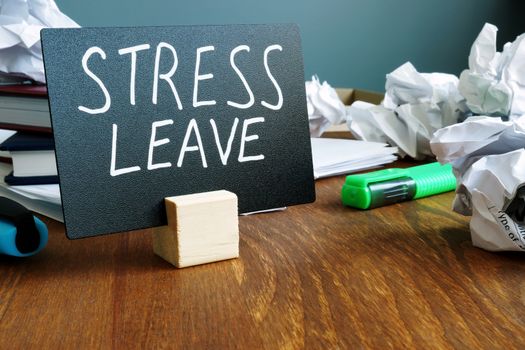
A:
<box><xmin>0</xmin><ymin>84</ymin><xmax>55</xmax><ymax>184</ymax></box>
<box><xmin>0</xmin><ymin>85</ymin><xmax>62</xmax><ymax>221</ymax></box>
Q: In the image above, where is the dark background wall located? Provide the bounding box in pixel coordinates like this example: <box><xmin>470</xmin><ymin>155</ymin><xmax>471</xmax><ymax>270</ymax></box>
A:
<box><xmin>55</xmin><ymin>0</ymin><xmax>521</xmax><ymax>91</ymax></box>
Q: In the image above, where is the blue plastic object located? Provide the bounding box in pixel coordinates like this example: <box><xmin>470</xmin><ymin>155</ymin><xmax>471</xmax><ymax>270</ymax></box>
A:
<box><xmin>0</xmin><ymin>216</ymin><xmax>48</xmax><ymax>257</ymax></box>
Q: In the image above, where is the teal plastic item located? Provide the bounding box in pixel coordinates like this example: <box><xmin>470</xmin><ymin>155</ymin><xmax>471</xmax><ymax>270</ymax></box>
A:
<box><xmin>342</xmin><ymin>162</ymin><xmax>456</xmax><ymax>209</ymax></box>
<box><xmin>0</xmin><ymin>216</ymin><xmax>48</xmax><ymax>257</ymax></box>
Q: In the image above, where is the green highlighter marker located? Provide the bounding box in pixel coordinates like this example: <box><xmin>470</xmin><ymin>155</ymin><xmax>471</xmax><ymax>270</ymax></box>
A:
<box><xmin>342</xmin><ymin>162</ymin><xmax>456</xmax><ymax>209</ymax></box>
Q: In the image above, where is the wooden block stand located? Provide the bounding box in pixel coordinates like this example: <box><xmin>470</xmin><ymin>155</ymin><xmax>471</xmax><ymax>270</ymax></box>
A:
<box><xmin>153</xmin><ymin>190</ymin><xmax>239</xmax><ymax>268</ymax></box>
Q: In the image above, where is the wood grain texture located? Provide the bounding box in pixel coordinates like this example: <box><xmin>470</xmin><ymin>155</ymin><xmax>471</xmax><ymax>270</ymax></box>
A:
<box><xmin>1</xmin><ymin>173</ymin><xmax>525</xmax><ymax>349</ymax></box>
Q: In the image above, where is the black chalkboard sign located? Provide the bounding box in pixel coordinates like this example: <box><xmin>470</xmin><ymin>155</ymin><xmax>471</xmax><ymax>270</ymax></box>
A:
<box><xmin>41</xmin><ymin>24</ymin><xmax>315</xmax><ymax>239</ymax></box>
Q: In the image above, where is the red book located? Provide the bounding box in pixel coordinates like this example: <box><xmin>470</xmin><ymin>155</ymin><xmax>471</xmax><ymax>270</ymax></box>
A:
<box><xmin>0</xmin><ymin>84</ymin><xmax>48</xmax><ymax>97</ymax></box>
<box><xmin>0</xmin><ymin>84</ymin><xmax>51</xmax><ymax>133</ymax></box>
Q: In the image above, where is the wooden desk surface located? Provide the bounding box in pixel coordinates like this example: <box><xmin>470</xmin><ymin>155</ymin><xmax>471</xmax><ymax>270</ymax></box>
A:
<box><xmin>1</xmin><ymin>175</ymin><xmax>525</xmax><ymax>349</ymax></box>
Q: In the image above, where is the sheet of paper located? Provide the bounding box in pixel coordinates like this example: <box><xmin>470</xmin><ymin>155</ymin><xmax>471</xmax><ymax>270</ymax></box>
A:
<box><xmin>240</xmin><ymin>207</ymin><xmax>287</xmax><ymax>216</ymax></box>
<box><xmin>9</xmin><ymin>183</ymin><xmax>60</xmax><ymax>205</ymax></box>
<box><xmin>0</xmin><ymin>0</ymin><xmax>79</xmax><ymax>82</ymax></box>
<box><xmin>310</xmin><ymin>137</ymin><xmax>397</xmax><ymax>179</ymax></box>
<box><xmin>0</xmin><ymin>162</ymin><xmax>62</xmax><ymax>221</ymax></box>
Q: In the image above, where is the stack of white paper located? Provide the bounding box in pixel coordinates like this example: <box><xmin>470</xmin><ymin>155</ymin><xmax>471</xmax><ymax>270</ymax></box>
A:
<box><xmin>311</xmin><ymin>138</ymin><xmax>398</xmax><ymax>179</ymax></box>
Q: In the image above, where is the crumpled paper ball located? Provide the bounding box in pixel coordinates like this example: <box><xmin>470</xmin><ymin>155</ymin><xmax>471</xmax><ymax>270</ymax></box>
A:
<box><xmin>431</xmin><ymin>116</ymin><xmax>525</xmax><ymax>252</ymax></box>
<box><xmin>459</xmin><ymin>23</ymin><xmax>525</xmax><ymax>117</ymax></box>
<box><xmin>347</xmin><ymin>62</ymin><xmax>468</xmax><ymax>159</ymax></box>
<box><xmin>305</xmin><ymin>76</ymin><xmax>347</xmax><ymax>137</ymax></box>
<box><xmin>0</xmin><ymin>0</ymin><xmax>79</xmax><ymax>83</ymax></box>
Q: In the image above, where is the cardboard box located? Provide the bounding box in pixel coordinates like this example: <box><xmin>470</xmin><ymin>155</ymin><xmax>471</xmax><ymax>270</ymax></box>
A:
<box><xmin>321</xmin><ymin>88</ymin><xmax>384</xmax><ymax>138</ymax></box>
<box><xmin>335</xmin><ymin>88</ymin><xmax>384</xmax><ymax>106</ymax></box>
